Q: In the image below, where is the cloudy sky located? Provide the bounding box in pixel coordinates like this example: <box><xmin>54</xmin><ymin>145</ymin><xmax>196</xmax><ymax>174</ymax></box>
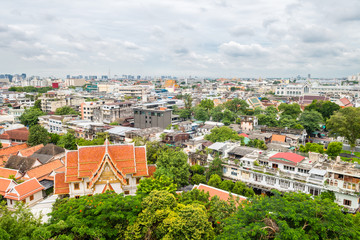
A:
<box><xmin>1</xmin><ymin>0</ymin><xmax>360</xmax><ymax>78</ymax></box>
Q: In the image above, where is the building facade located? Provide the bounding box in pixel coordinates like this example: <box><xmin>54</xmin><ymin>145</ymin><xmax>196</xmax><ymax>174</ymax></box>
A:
<box><xmin>133</xmin><ymin>105</ymin><xmax>172</xmax><ymax>129</ymax></box>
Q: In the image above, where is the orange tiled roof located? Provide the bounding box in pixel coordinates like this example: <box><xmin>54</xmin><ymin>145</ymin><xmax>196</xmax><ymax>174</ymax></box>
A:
<box><xmin>0</xmin><ymin>128</ymin><xmax>29</xmax><ymax>141</ymax></box>
<box><xmin>18</xmin><ymin>144</ymin><xmax>44</xmax><ymax>157</ymax></box>
<box><xmin>0</xmin><ymin>167</ymin><xmax>20</xmax><ymax>179</ymax></box>
<box><xmin>271</xmin><ymin>134</ymin><xmax>286</xmax><ymax>143</ymax></box>
<box><xmin>147</xmin><ymin>164</ymin><xmax>156</xmax><ymax>177</ymax></box>
<box><xmin>0</xmin><ymin>177</ymin><xmax>15</xmax><ymax>196</ymax></box>
<box><xmin>193</xmin><ymin>184</ymin><xmax>247</xmax><ymax>202</ymax></box>
<box><xmin>0</xmin><ymin>143</ymin><xmax>29</xmax><ymax>156</ymax></box>
<box><xmin>26</xmin><ymin>159</ymin><xmax>64</xmax><ymax>181</ymax></box>
<box><xmin>0</xmin><ymin>155</ymin><xmax>10</xmax><ymax>167</ymax></box>
<box><xmin>5</xmin><ymin>178</ymin><xmax>44</xmax><ymax>201</ymax></box>
<box><xmin>54</xmin><ymin>172</ymin><xmax>69</xmax><ymax>195</ymax></box>
<box><xmin>64</xmin><ymin>143</ymin><xmax>150</xmax><ymax>186</ymax></box>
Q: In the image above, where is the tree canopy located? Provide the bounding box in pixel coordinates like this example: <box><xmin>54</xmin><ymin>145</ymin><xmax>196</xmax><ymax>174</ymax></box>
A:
<box><xmin>327</xmin><ymin>107</ymin><xmax>360</xmax><ymax>149</ymax></box>
<box><xmin>305</xmin><ymin>100</ymin><xmax>340</xmax><ymax>120</ymax></box>
<box><xmin>218</xmin><ymin>191</ymin><xmax>360</xmax><ymax>239</ymax></box>
<box><xmin>223</xmin><ymin>98</ymin><xmax>249</xmax><ymax>114</ymax></box>
<box><xmin>28</xmin><ymin>125</ymin><xmax>49</xmax><ymax>146</ymax></box>
<box><xmin>278</xmin><ymin>103</ymin><xmax>302</xmax><ymax>119</ymax></box>
<box><xmin>204</xmin><ymin>126</ymin><xmax>240</xmax><ymax>143</ymax></box>
<box><xmin>55</xmin><ymin>106</ymin><xmax>79</xmax><ymax>115</ymax></box>
<box><xmin>326</xmin><ymin>142</ymin><xmax>343</xmax><ymax>159</ymax></box>
<box><xmin>19</xmin><ymin>107</ymin><xmax>45</xmax><ymax>127</ymax></box>
<box><xmin>199</xmin><ymin>99</ymin><xmax>215</xmax><ymax>112</ymax></box>
<box><xmin>154</xmin><ymin>148</ymin><xmax>190</xmax><ymax>187</ymax></box>
<box><xmin>299</xmin><ymin>110</ymin><xmax>323</xmax><ymax>134</ymax></box>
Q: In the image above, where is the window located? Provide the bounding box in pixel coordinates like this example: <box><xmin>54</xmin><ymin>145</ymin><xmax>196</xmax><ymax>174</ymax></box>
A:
<box><xmin>279</xmin><ymin>179</ymin><xmax>290</xmax><ymax>189</ymax></box>
<box><xmin>294</xmin><ymin>183</ymin><xmax>305</xmax><ymax>191</ymax></box>
<box><xmin>22</xmin><ymin>199</ymin><xmax>26</xmax><ymax>203</ymax></box>
<box><xmin>30</xmin><ymin>195</ymin><xmax>34</xmax><ymax>201</ymax></box>
<box><xmin>309</xmin><ymin>188</ymin><xmax>320</xmax><ymax>196</ymax></box>
<box><xmin>126</xmin><ymin>178</ymin><xmax>130</xmax><ymax>185</ymax></box>
<box><xmin>136</xmin><ymin>178</ymin><xmax>141</xmax><ymax>184</ymax></box>
<box><xmin>253</xmin><ymin>173</ymin><xmax>263</xmax><ymax>182</ymax></box>
<box><xmin>284</xmin><ymin>166</ymin><xmax>295</xmax><ymax>171</ymax></box>
<box><xmin>298</xmin><ymin>168</ymin><xmax>309</xmax><ymax>174</ymax></box>
<box><xmin>344</xmin><ymin>199</ymin><xmax>352</xmax><ymax>206</ymax></box>
<box><xmin>265</xmin><ymin>176</ymin><xmax>276</xmax><ymax>185</ymax></box>
<box><xmin>86</xmin><ymin>182</ymin><xmax>90</xmax><ymax>189</ymax></box>
<box><xmin>272</xmin><ymin>163</ymin><xmax>278</xmax><ymax>169</ymax></box>
<box><xmin>88</xmin><ymin>194</ymin><xmax>93</xmax><ymax>197</ymax></box>
<box><xmin>223</xmin><ymin>167</ymin><xmax>227</xmax><ymax>174</ymax></box>
<box><xmin>10</xmin><ymin>199</ymin><xmax>12</xmax><ymax>205</ymax></box>
<box><xmin>124</xmin><ymin>190</ymin><xmax>130</xmax><ymax>195</ymax></box>
<box><xmin>74</xmin><ymin>183</ymin><xmax>80</xmax><ymax>190</ymax></box>
<box><xmin>75</xmin><ymin>196</ymin><xmax>80</xmax><ymax>199</ymax></box>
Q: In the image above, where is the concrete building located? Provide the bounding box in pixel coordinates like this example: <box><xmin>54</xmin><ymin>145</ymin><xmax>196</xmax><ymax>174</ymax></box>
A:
<box><xmin>133</xmin><ymin>104</ymin><xmax>172</xmax><ymax>129</ymax></box>
<box><xmin>93</xmin><ymin>102</ymin><xmax>134</xmax><ymax>124</ymax></box>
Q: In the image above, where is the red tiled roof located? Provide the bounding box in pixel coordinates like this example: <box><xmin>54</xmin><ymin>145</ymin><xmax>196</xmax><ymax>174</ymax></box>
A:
<box><xmin>54</xmin><ymin>172</ymin><xmax>69</xmax><ymax>195</ymax></box>
<box><xmin>0</xmin><ymin>167</ymin><xmax>20</xmax><ymax>179</ymax></box>
<box><xmin>270</xmin><ymin>152</ymin><xmax>305</xmax><ymax>164</ymax></box>
<box><xmin>0</xmin><ymin>177</ymin><xmax>15</xmax><ymax>196</ymax></box>
<box><xmin>193</xmin><ymin>184</ymin><xmax>247</xmax><ymax>202</ymax></box>
<box><xmin>133</xmin><ymin>146</ymin><xmax>148</xmax><ymax>177</ymax></box>
<box><xmin>5</xmin><ymin>178</ymin><xmax>44</xmax><ymax>200</ymax></box>
<box><xmin>0</xmin><ymin>143</ymin><xmax>29</xmax><ymax>156</ymax></box>
<box><xmin>339</xmin><ymin>98</ymin><xmax>353</xmax><ymax>107</ymax></box>
<box><xmin>26</xmin><ymin>159</ymin><xmax>64</xmax><ymax>181</ymax></box>
<box><xmin>0</xmin><ymin>155</ymin><xmax>10</xmax><ymax>167</ymax></box>
<box><xmin>0</xmin><ymin>128</ymin><xmax>29</xmax><ymax>141</ymax></box>
<box><xmin>18</xmin><ymin>144</ymin><xmax>44</xmax><ymax>157</ymax></box>
<box><xmin>239</xmin><ymin>133</ymin><xmax>249</xmax><ymax>138</ymax></box>
<box><xmin>65</xmin><ymin>151</ymin><xmax>82</xmax><ymax>182</ymax></box>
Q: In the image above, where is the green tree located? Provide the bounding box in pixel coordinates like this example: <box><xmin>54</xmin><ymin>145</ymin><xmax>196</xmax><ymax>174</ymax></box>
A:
<box><xmin>57</xmin><ymin>132</ymin><xmax>77</xmax><ymax>150</ymax></box>
<box><xmin>232</xmin><ymin>181</ymin><xmax>255</xmax><ymax>197</ymax></box>
<box><xmin>211</xmin><ymin>106</ymin><xmax>224</xmax><ymax>122</ymax></box>
<box><xmin>206</xmin><ymin>156</ymin><xmax>223</xmax><ymax>179</ymax></box>
<box><xmin>327</xmin><ymin>107</ymin><xmax>360</xmax><ymax>151</ymax></box>
<box><xmin>55</xmin><ymin>106</ymin><xmax>79</xmax><ymax>115</ymax></box>
<box><xmin>299</xmin><ymin>110</ymin><xmax>323</xmax><ymax>135</ymax></box>
<box><xmin>179</xmin><ymin>108</ymin><xmax>192</xmax><ymax>120</ymax></box>
<box><xmin>194</xmin><ymin>106</ymin><xmax>210</xmax><ymax>122</ymax></box>
<box><xmin>222</xmin><ymin>109</ymin><xmax>236</xmax><ymax>125</ymax></box>
<box><xmin>218</xmin><ymin>192</ymin><xmax>359</xmax><ymax>239</ymax></box>
<box><xmin>161</xmin><ymin>204</ymin><xmax>214</xmax><ymax>240</ymax></box>
<box><xmin>184</xmin><ymin>94</ymin><xmax>193</xmax><ymax>110</ymax></box>
<box><xmin>278</xmin><ymin>103</ymin><xmax>302</xmax><ymax>119</ymax></box>
<box><xmin>320</xmin><ymin>190</ymin><xmax>336</xmax><ymax>201</ymax></box>
<box><xmin>219</xmin><ymin>180</ymin><xmax>234</xmax><ymax>192</ymax></box>
<box><xmin>125</xmin><ymin>190</ymin><xmax>177</xmax><ymax>240</ymax></box>
<box><xmin>28</xmin><ymin>125</ymin><xmax>49</xmax><ymax>146</ymax></box>
<box><xmin>190</xmin><ymin>165</ymin><xmax>206</xmax><ymax>175</ymax></box>
<box><xmin>208</xmin><ymin>174</ymin><xmax>222</xmax><ymax>188</ymax></box>
<box><xmin>257</xmin><ymin>114</ymin><xmax>278</xmax><ymax>127</ymax></box>
<box><xmin>204</xmin><ymin>126</ymin><xmax>240</xmax><ymax>142</ymax></box>
<box><xmin>146</xmin><ymin>141</ymin><xmax>168</xmax><ymax>164</ymax></box>
<box><xmin>34</xmin><ymin>99</ymin><xmax>42</xmax><ymax>110</ymax></box>
<box><xmin>305</xmin><ymin>100</ymin><xmax>340</xmax><ymax>120</ymax></box>
<box><xmin>44</xmin><ymin>192</ymin><xmax>143</xmax><ymax>239</ymax></box>
<box><xmin>137</xmin><ymin>176</ymin><xmax>177</xmax><ymax>195</ymax></box>
<box><xmin>154</xmin><ymin>148</ymin><xmax>190</xmax><ymax>187</ymax></box>
<box><xmin>0</xmin><ymin>202</ymin><xmax>41</xmax><ymax>239</ymax></box>
<box><xmin>199</xmin><ymin>99</ymin><xmax>215</xmax><ymax>113</ymax></box>
<box><xmin>19</xmin><ymin>107</ymin><xmax>45</xmax><ymax>127</ymax></box>
<box><xmin>224</xmin><ymin>98</ymin><xmax>249</xmax><ymax>114</ymax></box>
<box><xmin>326</xmin><ymin>142</ymin><xmax>343</xmax><ymax>159</ymax></box>
<box><xmin>265</xmin><ymin>106</ymin><xmax>278</xmax><ymax>116</ymax></box>
<box><xmin>191</xmin><ymin>174</ymin><xmax>207</xmax><ymax>185</ymax></box>
<box><xmin>278</xmin><ymin>115</ymin><xmax>298</xmax><ymax>128</ymax></box>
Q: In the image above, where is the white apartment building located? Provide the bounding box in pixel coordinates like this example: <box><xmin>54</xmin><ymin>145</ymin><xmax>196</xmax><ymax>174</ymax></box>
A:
<box><xmin>214</xmin><ymin>144</ymin><xmax>360</xmax><ymax>213</ymax></box>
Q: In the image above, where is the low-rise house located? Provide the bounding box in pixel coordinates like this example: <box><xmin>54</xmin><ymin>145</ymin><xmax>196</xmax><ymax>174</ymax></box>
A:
<box><xmin>106</xmin><ymin>126</ymin><xmax>139</xmax><ymax>143</ymax></box>
<box><xmin>0</xmin><ymin>127</ymin><xmax>29</xmax><ymax>147</ymax></box>
<box><xmin>239</xmin><ymin>115</ymin><xmax>258</xmax><ymax>132</ymax></box>
<box><xmin>192</xmin><ymin>184</ymin><xmax>247</xmax><ymax>202</ymax></box>
<box><xmin>5</xmin><ymin>156</ymin><xmax>42</xmax><ymax>174</ymax></box>
<box><xmin>0</xmin><ymin>178</ymin><xmax>17</xmax><ymax>197</ymax></box>
<box><xmin>54</xmin><ymin>141</ymin><xmax>152</xmax><ymax>198</ymax></box>
<box><xmin>17</xmin><ymin>144</ymin><xmax>44</xmax><ymax>157</ymax></box>
<box><xmin>163</xmin><ymin>132</ymin><xmax>190</xmax><ymax>146</ymax></box>
<box><xmin>125</xmin><ymin>127</ymin><xmax>163</xmax><ymax>142</ymax></box>
<box><xmin>0</xmin><ymin>167</ymin><xmax>22</xmax><ymax>179</ymax></box>
<box><xmin>30</xmin><ymin>144</ymin><xmax>65</xmax><ymax>164</ymax></box>
<box><xmin>5</xmin><ymin>178</ymin><xmax>45</xmax><ymax>208</ymax></box>
<box><xmin>247</xmin><ymin>132</ymin><xmax>272</xmax><ymax>144</ymax></box>
<box><xmin>0</xmin><ymin>143</ymin><xmax>29</xmax><ymax>166</ymax></box>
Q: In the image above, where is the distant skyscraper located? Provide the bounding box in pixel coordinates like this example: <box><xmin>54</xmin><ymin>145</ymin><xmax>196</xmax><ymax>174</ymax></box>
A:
<box><xmin>66</xmin><ymin>75</ymin><xmax>70</xmax><ymax>79</ymax></box>
<box><xmin>308</xmin><ymin>74</ymin><xmax>311</xmax><ymax>79</ymax></box>
<box><xmin>21</xmin><ymin>73</ymin><xmax>26</xmax><ymax>79</ymax></box>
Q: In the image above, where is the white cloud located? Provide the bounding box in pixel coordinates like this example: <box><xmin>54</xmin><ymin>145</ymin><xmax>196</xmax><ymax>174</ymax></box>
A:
<box><xmin>0</xmin><ymin>0</ymin><xmax>359</xmax><ymax>77</ymax></box>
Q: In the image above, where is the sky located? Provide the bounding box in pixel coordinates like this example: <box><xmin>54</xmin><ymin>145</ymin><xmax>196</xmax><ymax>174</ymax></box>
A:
<box><xmin>1</xmin><ymin>0</ymin><xmax>360</xmax><ymax>78</ymax></box>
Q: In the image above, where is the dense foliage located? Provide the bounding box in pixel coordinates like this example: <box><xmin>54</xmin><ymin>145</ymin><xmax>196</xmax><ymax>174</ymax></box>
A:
<box><xmin>204</xmin><ymin>126</ymin><xmax>240</xmax><ymax>143</ymax></box>
<box><xmin>218</xmin><ymin>191</ymin><xmax>360</xmax><ymax>239</ymax></box>
<box><xmin>28</xmin><ymin>125</ymin><xmax>49</xmax><ymax>146</ymax></box>
<box><xmin>19</xmin><ymin>107</ymin><xmax>45</xmax><ymax>127</ymax></box>
<box><xmin>55</xmin><ymin>106</ymin><xmax>80</xmax><ymax>115</ymax></box>
<box><xmin>8</xmin><ymin>86</ymin><xmax>53</xmax><ymax>93</ymax></box>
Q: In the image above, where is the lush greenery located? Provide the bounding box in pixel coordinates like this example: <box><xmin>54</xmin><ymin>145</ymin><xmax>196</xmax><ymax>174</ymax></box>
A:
<box><xmin>28</xmin><ymin>125</ymin><xmax>49</xmax><ymax>146</ymax></box>
<box><xmin>305</xmin><ymin>100</ymin><xmax>340</xmax><ymax>120</ymax></box>
<box><xmin>8</xmin><ymin>86</ymin><xmax>53</xmax><ymax>93</ymax></box>
<box><xmin>204</xmin><ymin>126</ymin><xmax>240</xmax><ymax>142</ymax></box>
<box><xmin>327</xmin><ymin>107</ymin><xmax>360</xmax><ymax>150</ymax></box>
<box><xmin>218</xmin><ymin>191</ymin><xmax>360</xmax><ymax>239</ymax></box>
<box><xmin>19</xmin><ymin>107</ymin><xmax>45</xmax><ymax>127</ymax></box>
<box><xmin>55</xmin><ymin>106</ymin><xmax>80</xmax><ymax>115</ymax></box>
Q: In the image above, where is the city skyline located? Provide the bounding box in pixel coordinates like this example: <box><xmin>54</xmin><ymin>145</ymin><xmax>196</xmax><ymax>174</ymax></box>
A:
<box><xmin>1</xmin><ymin>0</ymin><xmax>360</xmax><ymax>78</ymax></box>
